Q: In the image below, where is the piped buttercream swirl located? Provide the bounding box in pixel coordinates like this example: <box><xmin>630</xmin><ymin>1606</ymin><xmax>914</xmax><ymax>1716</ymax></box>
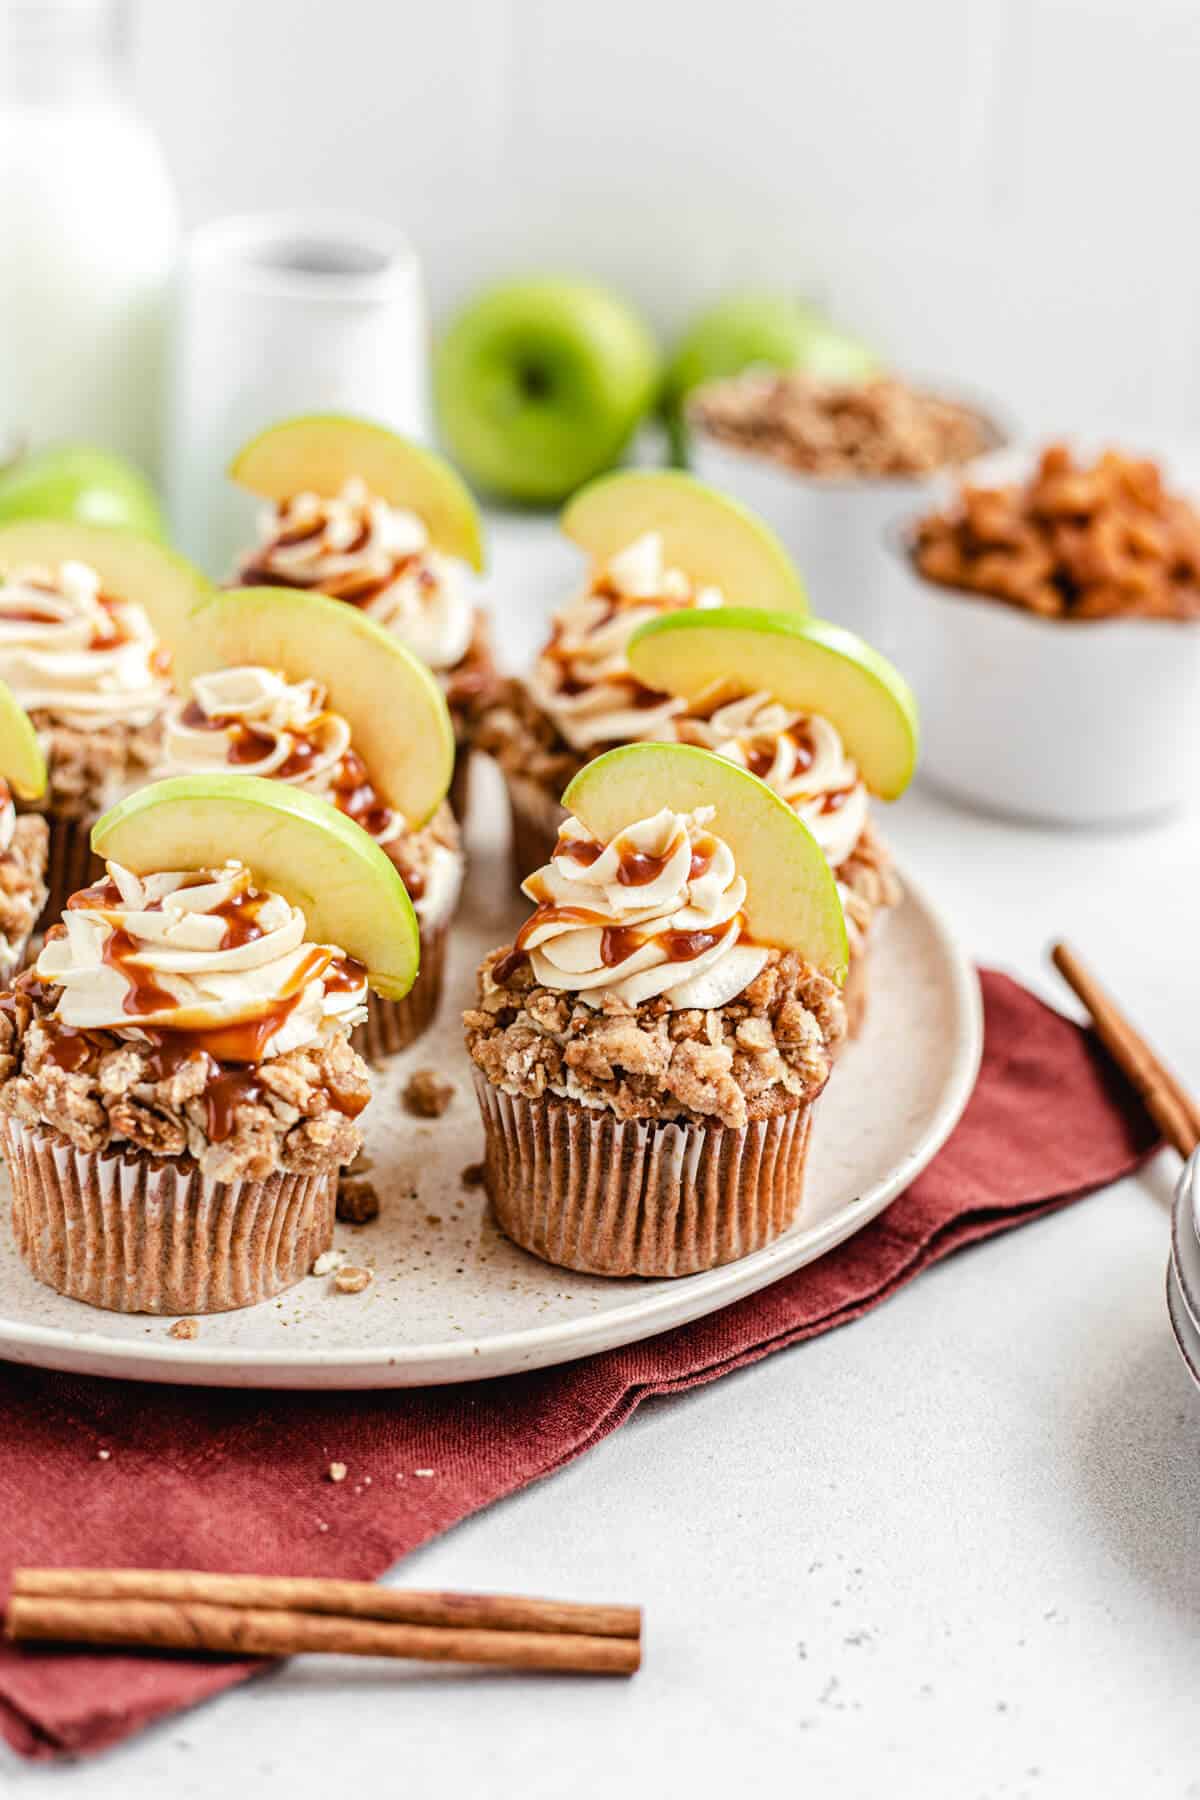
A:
<box><xmin>242</xmin><ymin>478</ymin><xmax>475</xmax><ymax>672</ymax></box>
<box><xmin>159</xmin><ymin>667</ymin><xmax>463</xmax><ymax>926</ymax></box>
<box><xmin>508</xmin><ymin>805</ymin><xmax>767</xmax><ymax>1009</ymax></box>
<box><xmin>676</xmin><ymin>692</ymin><xmax>869</xmax><ymax>870</ymax></box>
<box><xmin>527</xmin><ymin>532</ymin><xmax>724</xmax><ymax>752</ymax></box>
<box><xmin>0</xmin><ymin>560</ymin><xmax>169</xmax><ymax>731</ymax></box>
<box><xmin>36</xmin><ymin>861</ymin><xmax>367</xmax><ymax>1061</ymax></box>
<box><xmin>162</xmin><ymin>666</ymin><xmax>402</xmax><ymax>846</ymax></box>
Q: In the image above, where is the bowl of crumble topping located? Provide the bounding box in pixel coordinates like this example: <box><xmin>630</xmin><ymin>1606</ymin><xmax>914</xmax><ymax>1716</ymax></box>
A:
<box><xmin>896</xmin><ymin>440</ymin><xmax>1200</xmax><ymax>826</ymax></box>
<box><xmin>688</xmin><ymin>371</ymin><xmax>1005</xmax><ymax>660</ymax></box>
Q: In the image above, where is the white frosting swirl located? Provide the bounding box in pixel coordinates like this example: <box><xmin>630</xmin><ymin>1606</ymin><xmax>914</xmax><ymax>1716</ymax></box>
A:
<box><xmin>159</xmin><ymin>667</ymin><xmax>464</xmax><ymax>925</ymax></box>
<box><xmin>0</xmin><ymin>779</ymin><xmax>14</xmax><ymax>855</ymax></box>
<box><xmin>36</xmin><ymin>861</ymin><xmax>367</xmax><ymax>1059</ymax></box>
<box><xmin>162</xmin><ymin>666</ymin><xmax>404</xmax><ymax>850</ymax></box>
<box><xmin>678</xmin><ymin>692</ymin><xmax>869</xmax><ymax>870</ymax></box>
<box><xmin>517</xmin><ymin>806</ymin><xmax>767</xmax><ymax>1009</ymax></box>
<box><xmin>245</xmin><ymin>478</ymin><xmax>475</xmax><ymax>672</ymax></box>
<box><xmin>0</xmin><ymin>560</ymin><xmax>169</xmax><ymax>730</ymax></box>
<box><xmin>527</xmin><ymin>532</ymin><xmax>724</xmax><ymax>752</ymax></box>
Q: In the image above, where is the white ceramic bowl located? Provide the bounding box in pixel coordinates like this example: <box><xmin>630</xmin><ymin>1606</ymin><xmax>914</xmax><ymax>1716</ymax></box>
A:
<box><xmin>689</xmin><ymin>387</ymin><xmax>1005</xmax><ymax>666</ymax></box>
<box><xmin>895</xmin><ymin>442</ymin><xmax>1200</xmax><ymax>826</ymax></box>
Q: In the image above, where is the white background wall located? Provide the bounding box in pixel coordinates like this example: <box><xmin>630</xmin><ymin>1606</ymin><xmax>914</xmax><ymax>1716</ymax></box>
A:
<box><xmin>133</xmin><ymin>0</ymin><xmax>1200</xmax><ymax>447</ymax></box>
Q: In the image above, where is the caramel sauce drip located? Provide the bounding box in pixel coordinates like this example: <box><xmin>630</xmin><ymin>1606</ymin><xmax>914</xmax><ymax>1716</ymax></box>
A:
<box><xmin>600</xmin><ymin>924</ymin><xmax>644</xmax><ymax>966</ymax></box>
<box><xmin>557</xmin><ymin>836</ymin><xmax>602</xmax><ymax>868</ymax></box>
<box><xmin>240</xmin><ymin>544</ymin><xmax>417</xmax><ymax>610</ymax></box>
<box><xmin>660</xmin><ymin>927</ymin><xmax>724</xmax><ymax>962</ymax></box>
<box><xmin>103</xmin><ymin>928</ymin><xmax>179</xmax><ymax>1017</ymax></box>
<box><xmin>819</xmin><ymin>784</ymin><xmax>856</xmax><ymax>814</ymax></box>
<box><xmin>45</xmin><ymin>1027</ymin><xmax>97</xmax><ymax>1072</ymax></box>
<box><xmin>542</xmin><ymin>586</ymin><xmax>672</xmax><ymax>712</ymax></box>
<box><xmin>182</xmin><ymin>697</ymin><xmax>399</xmax><ymax>844</ymax></box>
<box><xmin>331</xmin><ymin>749</ymin><xmax>394</xmax><ymax>839</ymax></box>
<box><xmin>493</xmin><ymin>835</ymin><xmax>730</xmax><ymax>986</ymax></box>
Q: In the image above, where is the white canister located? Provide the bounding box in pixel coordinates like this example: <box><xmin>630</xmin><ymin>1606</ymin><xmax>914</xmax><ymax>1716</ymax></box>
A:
<box><xmin>166</xmin><ymin>211</ymin><xmax>430</xmax><ymax>577</ymax></box>
<box><xmin>0</xmin><ymin>0</ymin><xmax>177</xmax><ymax>475</ymax></box>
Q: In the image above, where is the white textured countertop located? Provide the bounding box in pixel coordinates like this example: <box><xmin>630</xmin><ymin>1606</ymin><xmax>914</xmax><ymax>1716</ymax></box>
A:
<box><xmin>4</xmin><ymin>514</ymin><xmax>1199</xmax><ymax>1796</ymax></box>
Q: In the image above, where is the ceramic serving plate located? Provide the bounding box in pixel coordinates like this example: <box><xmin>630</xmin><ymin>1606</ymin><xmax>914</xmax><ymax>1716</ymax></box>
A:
<box><xmin>0</xmin><ymin>835</ymin><xmax>981</xmax><ymax>1390</ymax></box>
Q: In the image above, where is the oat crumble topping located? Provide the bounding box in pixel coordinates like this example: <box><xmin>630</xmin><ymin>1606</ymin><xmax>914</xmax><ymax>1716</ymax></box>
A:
<box><xmin>336</xmin><ymin>1176</ymin><xmax>380</xmax><ymax>1223</ymax></box>
<box><xmin>465</xmin><ymin>948</ymin><xmax>845</xmax><ymax>1131</ymax></box>
<box><xmin>24</xmin><ymin>712</ymin><xmax>165</xmax><ymax>820</ymax></box>
<box><xmin>690</xmin><ymin>372</ymin><xmax>993</xmax><ymax>479</ymax></box>
<box><xmin>404</xmin><ymin>1067</ymin><xmax>456</xmax><ymax>1117</ymax></box>
<box><xmin>0</xmin><ymin>816</ymin><xmax>49</xmax><ymax>963</ymax></box>
<box><xmin>0</xmin><ymin>978</ymin><xmax>370</xmax><ymax>1183</ymax></box>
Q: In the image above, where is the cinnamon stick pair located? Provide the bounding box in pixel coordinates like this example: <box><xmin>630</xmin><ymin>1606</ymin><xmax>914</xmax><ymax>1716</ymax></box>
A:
<box><xmin>6</xmin><ymin>1569</ymin><xmax>642</xmax><ymax>1676</ymax></box>
<box><xmin>1051</xmin><ymin>942</ymin><xmax>1200</xmax><ymax>1158</ymax></box>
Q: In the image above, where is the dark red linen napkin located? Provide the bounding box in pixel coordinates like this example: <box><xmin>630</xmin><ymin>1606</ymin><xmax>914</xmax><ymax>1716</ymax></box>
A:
<box><xmin>0</xmin><ymin>971</ymin><xmax>1157</xmax><ymax>1761</ymax></box>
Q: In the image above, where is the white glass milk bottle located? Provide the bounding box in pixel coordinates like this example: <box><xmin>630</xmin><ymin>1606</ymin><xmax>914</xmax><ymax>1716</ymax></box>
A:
<box><xmin>0</xmin><ymin>0</ymin><xmax>177</xmax><ymax>474</ymax></box>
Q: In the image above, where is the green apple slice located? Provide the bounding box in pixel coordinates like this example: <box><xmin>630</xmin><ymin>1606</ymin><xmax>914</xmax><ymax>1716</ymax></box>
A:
<box><xmin>562</xmin><ymin>742</ymin><xmax>847</xmax><ymax>983</ymax></box>
<box><xmin>627</xmin><ymin>608</ymin><xmax>918</xmax><ymax>800</ymax></box>
<box><xmin>0</xmin><ymin>678</ymin><xmax>46</xmax><ymax>801</ymax></box>
<box><xmin>560</xmin><ymin>470</ymin><xmax>808</xmax><ymax>612</ymax></box>
<box><xmin>174</xmin><ymin>587</ymin><xmax>454</xmax><ymax>826</ymax></box>
<box><xmin>229</xmin><ymin>414</ymin><xmax>485</xmax><ymax>572</ymax></box>
<box><xmin>92</xmin><ymin>775</ymin><xmax>419</xmax><ymax>1001</ymax></box>
<box><xmin>0</xmin><ymin>520</ymin><xmax>213</xmax><ymax>650</ymax></box>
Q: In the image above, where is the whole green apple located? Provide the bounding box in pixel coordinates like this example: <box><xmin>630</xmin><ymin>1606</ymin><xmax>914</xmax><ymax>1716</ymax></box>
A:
<box><xmin>664</xmin><ymin>292</ymin><xmax>880</xmax><ymax>460</ymax></box>
<box><xmin>0</xmin><ymin>445</ymin><xmax>166</xmax><ymax>539</ymax></box>
<box><xmin>434</xmin><ymin>278</ymin><xmax>660</xmax><ymax>505</ymax></box>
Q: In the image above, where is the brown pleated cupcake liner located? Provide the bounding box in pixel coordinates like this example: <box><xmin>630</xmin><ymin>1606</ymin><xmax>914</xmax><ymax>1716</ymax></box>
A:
<box><xmin>473</xmin><ymin>1075</ymin><xmax>817</xmax><ymax>1278</ymax></box>
<box><xmin>448</xmin><ymin>743</ymin><xmax>473</xmax><ymax>824</ymax></box>
<box><xmin>353</xmin><ymin>918</ymin><xmax>448</xmax><ymax>1062</ymax></box>
<box><xmin>41</xmin><ymin>813</ymin><xmax>105</xmax><ymax>928</ymax></box>
<box><xmin>0</xmin><ymin>1116</ymin><xmax>335</xmax><ymax>1315</ymax></box>
<box><xmin>504</xmin><ymin>773</ymin><xmax>566</xmax><ymax>888</ymax></box>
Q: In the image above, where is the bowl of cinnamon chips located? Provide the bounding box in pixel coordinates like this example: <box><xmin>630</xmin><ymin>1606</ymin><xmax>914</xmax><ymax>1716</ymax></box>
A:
<box><xmin>898</xmin><ymin>441</ymin><xmax>1200</xmax><ymax>825</ymax></box>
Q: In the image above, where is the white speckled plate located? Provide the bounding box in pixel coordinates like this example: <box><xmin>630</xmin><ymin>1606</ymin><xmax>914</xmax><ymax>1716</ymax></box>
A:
<box><xmin>0</xmin><ymin>791</ymin><xmax>980</xmax><ymax>1389</ymax></box>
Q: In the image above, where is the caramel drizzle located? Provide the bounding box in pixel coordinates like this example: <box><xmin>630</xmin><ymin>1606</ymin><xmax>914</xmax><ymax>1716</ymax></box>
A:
<box><xmin>67</xmin><ymin>878</ymin><xmax>368</xmax><ymax>1071</ymax></box>
<box><xmin>241</xmin><ymin>497</ymin><xmax>425</xmax><ymax>610</ymax></box>
<box><xmin>540</xmin><ymin>583</ymin><xmax>681</xmax><ymax>713</ymax></box>
<box><xmin>493</xmin><ymin>834</ymin><xmax>732</xmax><ymax>985</ymax></box>
<box><xmin>179</xmin><ymin>698</ymin><xmax>399</xmax><ymax>843</ymax></box>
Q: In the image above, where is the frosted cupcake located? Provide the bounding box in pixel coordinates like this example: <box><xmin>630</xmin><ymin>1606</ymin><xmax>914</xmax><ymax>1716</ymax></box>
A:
<box><xmin>0</xmin><ymin>680</ymin><xmax>51</xmax><ymax>978</ymax></box>
<box><xmin>625</xmin><ymin>608</ymin><xmax>918</xmax><ymax>1035</ymax></box>
<box><xmin>0</xmin><ymin>522</ymin><xmax>211</xmax><ymax>918</ymax></box>
<box><xmin>163</xmin><ymin>587</ymin><xmax>462</xmax><ymax>1057</ymax></box>
<box><xmin>478</xmin><ymin>470</ymin><xmax>808</xmax><ymax>878</ymax></box>
<box><xmin>228</xmin><ymin>414</ymin><xmax>491</xmax><ymax>815</ymax></box>
<box><xmin>465</xmin><ymin>742</ymin><xmax>847</xmax><ymax>1277</ymax></box>
<box><xmin>0</xmin><ymin>775</ymin><xmax>419</xmax><ymax>1314</ymax></box>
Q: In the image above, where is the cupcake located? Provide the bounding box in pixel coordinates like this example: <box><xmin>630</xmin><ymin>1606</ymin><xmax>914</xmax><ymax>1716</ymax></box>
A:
<box><xmin>0</xmin><ymin>680</ymin><xmax>51</xmax><ymax>978</ymax></box>
<box><xmin>227</xmin><ymin>414</ymin><xmax>491</xmax><ymax>816</ymax></box>
<box><xmin>0</xmin><ymin>521</ymin><xmax>212</xmax><ymax>919</ymax></box>
<box><xmin>624</xmin><ymin>607</ymin><xmax>917</xmax><ymax>1036</ymax></box>
<box><xmin>163</xmin><ymin>586</ymin><xmax>463</xmax><ymax>1057</ymax></box>
<box><xmin>465</xmin><ymin>741</ymin><xmax>848</xmax><ymax>1277</ymax></box>
<box><xmin>0</xmin><ymin>774</ymin><xmax>419</xmax><ymax>1314</ymax></box>
<box><xmin>477</xmin><ymin>469</ymin><xmax>808</xmax><ymax>878</ymax></box>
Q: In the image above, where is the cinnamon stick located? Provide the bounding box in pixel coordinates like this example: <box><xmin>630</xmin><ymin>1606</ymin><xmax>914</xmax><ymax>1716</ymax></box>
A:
<box><xmin>6</xmin><ymin>1595</ymin><xmax>640</xmax><ymax>1674</ymax></box>
<box><xmin>10</xmin><ymin>1569</ymin><xmax>640</xmax><ymax>1641</ymax></box>
<box><xmin>1051</xmin><ymin>942</ymin><xmax>1200</xmax><ymax>1158</ymax></box>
